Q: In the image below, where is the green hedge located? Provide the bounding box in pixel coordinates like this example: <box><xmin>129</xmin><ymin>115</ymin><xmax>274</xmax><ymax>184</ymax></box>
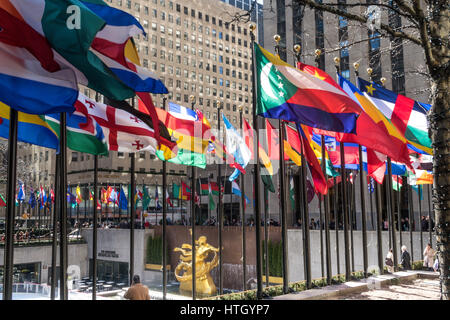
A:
<box><xmin>146</xmin><ymin>235</ymin><xmax>168</xmax><ymax>265</ymax></box>
<box><xmin>208</xmin><ymin>271</ymin><xmax>367</xmax><ymax>300</ymax></box>
<box><xmin>262</xmin><ymin>240</ymin><xmax>283</xmax><ymax>277</ymax></box>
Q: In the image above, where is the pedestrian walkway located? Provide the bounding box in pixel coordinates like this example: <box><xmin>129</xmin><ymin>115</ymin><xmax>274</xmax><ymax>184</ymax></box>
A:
<box><xmin>271</xmin><ymin>271</ymin><xmax>439</xmax><ymax>300</ymax></box>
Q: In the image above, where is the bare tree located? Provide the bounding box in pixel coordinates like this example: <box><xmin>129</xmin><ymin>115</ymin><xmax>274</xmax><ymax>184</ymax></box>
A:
<box><xmin>288</xmin><ymin>0</ymin><xmax>449</xmax><ymax>300</ymax></box>
<box><xmin>0</xmin><ymin>139</ymin><xmax>34</xmax><ymax>196</ymax></box>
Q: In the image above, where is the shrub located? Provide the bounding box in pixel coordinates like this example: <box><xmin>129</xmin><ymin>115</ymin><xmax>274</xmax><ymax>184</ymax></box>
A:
<box><xmin>146</xmin><ymin>235</ymin><xmax>168</xmax><ymax>265</ymax></box>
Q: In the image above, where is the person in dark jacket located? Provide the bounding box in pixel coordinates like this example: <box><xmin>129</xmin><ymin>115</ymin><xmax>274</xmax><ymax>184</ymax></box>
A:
<box><xmin>400</xmin><ymin>245</ymin><xmax>412</xmax><ymax>270</ymax></box>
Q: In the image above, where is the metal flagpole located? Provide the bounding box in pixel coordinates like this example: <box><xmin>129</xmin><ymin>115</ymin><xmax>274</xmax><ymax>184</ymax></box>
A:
<box><xmin>366</xmin><ymin>68</ymin><xmax>383</xmax><ymax>274</ymax></box>
<box><xmin>398</xmin><ymin>175</ymin><xmax>403</xmax><ymax>248</ymax></box>
<box><xmin>274</xmin><ymin>35</ymin><xmax>289</xmax><ymax>293</ymax></box>
<box><xmin>162</xmin><ymin>96</ymin><xmax>168</xmax><ymax>300</ymax></box>
<box><xmin>129</xmin><ymin>99</ymin><xmax>136</xmax><ymax>286</ymax></box>
<box><xmin>293</xmin><ymin>48</ymin><xmax>311</xmax><ymax>289</ymax></box>
<box><xmin>3</xmin><ymin>108</ymin><xmax>18</xmax><ymax>300</ymax></box>
<box><xmin>349</xmin><ymin>174</ymin><xmax>355</xmax><ymax>272</ymax></box>
<box><xmin>352</xmin><ymin>62</ymin><xmax>368</xmax><ymax>276</ymax></box>
<box><xmin>59</xmin><ymin>111</ymin><xmax>69</xmax><ymax>300</ymax></box>
<box><xmin>51</xmin><ymin>155</ymin><xmax>60</xmax><ymax>300</ymax></box>
<box><xmin>92</xmin><ymin>155</ymin><xmax>98</xmax><ymax>300</ymax></box>
<box><xmin>334</xmin><ymin>58</ymin><xmax>350</xmax><ymax>281</ymax></box>
<box><xmin>334</xmin><ymin>177</ymin><xmax>340</xmax><ymax>275</ymax></box>
<box><xmin>315</xmin><ymin>49</ymin><xmax>330</xmax><ymax>283</ymax></box>
<box><xmin>419</xmin><ymin>184</ymin><xmax>423</xmax><ymax>253</ymax></box>
<box><xmin>263</xmin><ymin>185</ymin><xmax>269</xmax><ymax>288</ymax></box>
<box><xmin>217</xmin><ymin>100</ymin><xmax>224</xmax><ymax>295</ymax></box>
<box><xmin>250</xmin><ymin>23</ymin><xmax>263</xmax><ymax>299</ymax></box>
<box><xmin>358</xmin><ymin>146</ymin><xmax>369</xmax><ymax>277</ymax></box>
<box><xmin>407</xmin><ymin>180</ymin><xmax>414</xmax><ymax>261</ymax></box>
<box><xmin>380</xmin><ymin>77</ymin><xmax>398</xmax><ymax>270</ymax></box>
<box><xmin>190</xmin><ymin>95</ymin><xmax>197</xmax><ymax>300</ymax></box>
<box><xmin>239</xmin><ymin>107</ymin><xmax>247</xmax><ymax>291</ymax></box>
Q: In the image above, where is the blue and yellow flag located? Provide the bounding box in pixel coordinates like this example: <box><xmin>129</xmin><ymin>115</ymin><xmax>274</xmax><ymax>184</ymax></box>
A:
<box><xmin>0</xmin><ymin>102</ymin><xmax>58</xmax><ymax>149</ymax></box>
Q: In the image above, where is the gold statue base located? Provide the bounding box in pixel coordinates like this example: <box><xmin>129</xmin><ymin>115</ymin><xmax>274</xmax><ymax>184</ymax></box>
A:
<box><xmin>179</xmin><ymin>274</ymin><xmax>217</xmax><ymax>296</ymax></box>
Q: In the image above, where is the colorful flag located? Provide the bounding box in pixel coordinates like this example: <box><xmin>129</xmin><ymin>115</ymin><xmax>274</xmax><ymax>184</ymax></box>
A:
<box><xmin>223</xmin><ymin>114</ymin><xmax>251</xmax><ymax>181</ymax></box>
<box><xmin>74</xmin><ymin>93</ymin><xmax>175</xmax><ymax>154</ymax></box>
<box><xmin>0</xmin><ymin>14</ymin><xmax>77</xmax><ymax>114</ymax></box>
<box><xmin>166</xmin><ymin>189</ymin><xmax>173</xmax><ymax>207</ymax></box>
<box><xmin>75</xmin><ymin>185</ymin><xmax>82</xmax><ymax>204</ymax></box>
<box><xmin>0</xmin><ymin>102</ymin><xmax>60</xmax><ymax>150</ymax></box>
<box><xmin>296</xmin><ymin>124</ymin><xmax>328</xmax><ymax>195</ymax></box>
<box><xmin>209</xmin><ymin>181</ymin><xmax>220</xmax><ymax>196</ymax></box>
<box><xmin>314</xmin><ymin>75</ymin><xmax>412</xmax><ymax>168</ymax></box>
<box><xmin>358</xmin><ymin>78</ymin><xmax>432</xmax><ymax>155</ymax></box>
<box><xmin>0</xmin><ymin>193</ymin><xmax>6</xmax><ymax>207</ymax></box>
<box><xmin>155</xmin><ymin>186</ymin><xmax>162</xmax><ymax>210</ymax></box>
<box><xmin>119</xmin><ymin>187</ymin><xmax>128</xmax><ymax>210</ymax></box>
<box><xmin>28</xmin><ymin>189</ymin><xmax>36</xmax><ymax>208</ymax></box>
<box><xmin>142</xmin><ymin>186</ymin><xmax>150</xmax><ymax>209</ymax></box>
<box><xmin>181</xmin><ymin>181</ymin><xmax>191</xmax><ymax>200</ymax></box>
<box><xmin>255</xmin><ymin>43</ymin><xmax>360</xmax><ymax>133</ymax></box>
<box><xmin>44</xmin><ymin>106</ymin><xmax>109</xmax><ymax>156</ymax></box>
<box><xmin>17</xmin><ymin>182</ymin><xmax>25</xmax><ymax>201</ymax></box>
<box><xmin>6</xmin><ymin>0</ymin><xmax>136</xmax><ymax>101</ymax></box>
<box><xmin>155</xmin><ymin>102</ymin><xmax>211</xmax><ymax>168</ymax></box>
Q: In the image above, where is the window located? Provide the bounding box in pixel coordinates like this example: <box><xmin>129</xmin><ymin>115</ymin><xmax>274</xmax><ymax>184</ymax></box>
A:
<box><xmin>183</xmin><ymin>6</ymin><xmax>188</xmax><ymax>15</ymax></box>
<box><xmin>71</xmin><ymin>152</ymin><xmax>78</xmax><ymax>162</ymax></box>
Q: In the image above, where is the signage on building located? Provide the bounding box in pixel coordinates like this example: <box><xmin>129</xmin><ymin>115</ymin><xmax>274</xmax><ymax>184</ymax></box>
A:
<box><xmin>98</xmin><ymin>250</ymin><xmax>119</xmax><ymax>258</ymax></box>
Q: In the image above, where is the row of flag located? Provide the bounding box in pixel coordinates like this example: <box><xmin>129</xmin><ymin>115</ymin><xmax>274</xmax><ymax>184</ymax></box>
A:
<box><xmin>0</xmin><ymin>0</ymin><xmax>433</xmax><ymax>213</ymax></box>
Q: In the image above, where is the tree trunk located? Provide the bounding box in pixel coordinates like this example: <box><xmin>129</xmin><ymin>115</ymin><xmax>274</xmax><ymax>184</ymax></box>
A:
<box><xmin>429</xmin><ymin>71</ymin><xmax>450</xmax><ymax>300</ymax></box>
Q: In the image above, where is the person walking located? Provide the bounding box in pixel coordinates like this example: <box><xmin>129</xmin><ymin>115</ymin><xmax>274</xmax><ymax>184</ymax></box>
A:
<box><xmin>400</xmin><ymin>245</ymin><xmax>412</xmax><ymax>270</ymax></box>
<box><xmin>385</xmin><ymin>248</ymin><xmax>394</xmax><ymax>273</ymax></box>
<box><xmin>423</xmin><ymin>243</ymin><xmax>435</xmax><ymax>271</ymax></box>
<box><xmin>123</xmin><ymin>275</ymin><xmax>150</xmax><ymax>300</ymax></box>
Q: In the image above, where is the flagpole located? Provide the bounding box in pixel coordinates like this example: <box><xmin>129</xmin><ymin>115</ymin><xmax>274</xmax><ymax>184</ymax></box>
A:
<box><xmin>315</xmin><ymin>49</ymin><xmax>331</xmax><ymax>284</ymax></box>
<box><xmin>59</xmin><ymin>111</ymin><xmax>69</xmax><ymax>300</ymax></box>
<box><xmin>333</xmin><ymin>58</ymin><xmax>351</xmax><ymax>281</ymax></box>
<box><xmin>274</xmin><ymin>35</ymin><xmax>289</xmax><ymax>293</ymax></box>
<box><xmin>397</xmin><ymin>175</ymin><xmax>403</xmax><ymax>248</ymax></box>
<box><xmin>217</xmin><ymin>100</ymin><xmax>224</xmax><ymax>295</ymax></box>
<box><xmin>3</xmin><ymin>107</ymin><xmax>18</xmax><ymax>300</ymax></box>
<box><xmin>92</xmin><ymin>155</ymin><xmax>98</xmax><ymax>300</ymax></box>
<box><xmin>162</xmin><ymin>96</ymin><xmax>168</xmax><ymax>300</ymax></box>
<box><xmin>349</xmin><ymin>173</ymin><xmax>356</xmax><ymax>272</ymax></box>
<box><xmin>250</xmin><ymin>23</ymin><xmax>264</xmax><ymax>299</ymax></box>
<box><xmin>190</xmin><ymin>95</ymin><xmax>197</xmax><ymax>300</ymax></box>
<box><xmin>129</xmin><ymin>97</ymin><xmax>136</xmax><ymax>286</ymax></box>
<box><xmin>419</xmin><ymin>184</ymin><xmax>423</xmax><ymax>252</ymax></box>
<box><xmin>51</xmin><ymin>155</ymin><xmax>60</xmax><ymax>300</ymax></box>
<box><xmin>238</xmin><ymin>106</ymin><xmax>247</xmax><ymax>291</ymax></box>
<box><xmin>369</xmin><ymin>179</ymin><xmax>375</xmax><ymax>230</ymax></box>
<box><xmin>263</xmin><ymin>185</ymin><xmax>269</xmax><ymax>288</ymax></box>
<box><xmin>293</xmin><ymin>49</ymin><xmax>311</xmax><ymax>289</ymax></box>
<box><xmin>407</xmin><ymin>179</ymin><xmax>415</xmax><ymax>261</ymax></box>
<box><xmin>366</xmin><ymin>68</ymin><xmax>384</xmax><ymax>274</ymax></box>
<box><xmin>334</xmin><ymin>176</ymin><xmax>340</xmax><ymax>275</ymax></box>
<box><xmin>380</xmin><ymin>77</ymin><xmax>398</xmax><ymax>271</ymax></box>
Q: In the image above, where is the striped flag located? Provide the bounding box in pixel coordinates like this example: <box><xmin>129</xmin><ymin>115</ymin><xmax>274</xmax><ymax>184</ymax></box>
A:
<box><xmin>255</xmin><ymin>43</ymin><xmax>360</xmax><ymax>133</ymax></box>
<box><xmin>358</xmin><ymin>78</ymin><xmax>432</xmax><ymax>155</ymax></box>
<box><xmin>7</xmin><ymin>0</ymin><xmax>136</xmax><ymax>101</ymax></box>
<box><xmin>223</xmin><ymin>114</ymin><xmax>251</xmax><ymax>181</ymax></box>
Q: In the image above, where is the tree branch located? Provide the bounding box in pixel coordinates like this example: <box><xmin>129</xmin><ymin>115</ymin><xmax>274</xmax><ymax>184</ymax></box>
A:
<box><xmin>295</xmin><ymin>0</ymin><xmax>424</xmax><ymax>46</ymax></box>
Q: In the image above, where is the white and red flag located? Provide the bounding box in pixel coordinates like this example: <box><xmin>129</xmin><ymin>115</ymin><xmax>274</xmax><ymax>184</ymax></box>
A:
<box><xmin>75</xmin><ymin>93</ymin><xmax>172</xmax><ymax>154</ymax></box>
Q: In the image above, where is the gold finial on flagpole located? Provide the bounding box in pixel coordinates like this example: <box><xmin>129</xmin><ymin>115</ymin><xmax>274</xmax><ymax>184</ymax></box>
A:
<box><xmin>353</xmin><ymin>62</ymin><xmax>360</xmax><ymax>71</ymax></box>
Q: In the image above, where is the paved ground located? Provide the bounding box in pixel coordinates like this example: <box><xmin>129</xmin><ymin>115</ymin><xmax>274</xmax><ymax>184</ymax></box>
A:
<box><xmin>325</xmin><ymin>277</ymin><xmax>440</xmax><ymax>300</ymax></box>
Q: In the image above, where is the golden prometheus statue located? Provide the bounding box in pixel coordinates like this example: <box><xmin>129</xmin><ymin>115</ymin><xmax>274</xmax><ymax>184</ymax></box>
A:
<box><xmin>174</xmin><ymin>231</ymin><xmax>219</xmax><ymax>296</ymax></box>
